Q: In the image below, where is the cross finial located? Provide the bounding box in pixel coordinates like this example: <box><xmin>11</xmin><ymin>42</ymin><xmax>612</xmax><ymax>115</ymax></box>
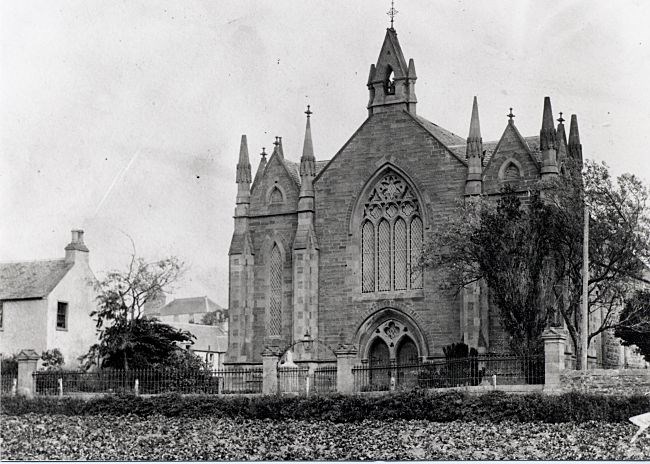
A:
<box><xmin>507</xmin><ymin>107</ymin><xmax>515</xmax><ymax>121</ymax></box>
<box><xmin>557</xmin><ymin>112</ymin><xmax>565</xmax><ymax>124</ymax></box>
<box><xmin>273</xmin><ymin>137</ymin><xmax>279</xmax><ymax>147</ymax></box>
<box><xmin>261</xmin><ymin>147</ymin><xmax>267</xmax><ymax>160</ymax></box>
<box><xmin>387</xmin><ymin>0</ymin><xmax>398</xmax><ymax>29</ymax></box>
<box><xmin>305</xmin><ymin>104</ymin><xmax>312</xmax><ymax>119</ymax></box>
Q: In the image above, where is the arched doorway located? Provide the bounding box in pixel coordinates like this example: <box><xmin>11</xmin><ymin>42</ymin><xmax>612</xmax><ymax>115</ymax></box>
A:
<box><xmin>396</xmin><ymin>336</ymin><xmax>419</xmax><ymax>388</ymax></box>
<box><xmin>396</xmin><ymin>336</ymin><xmax>418</xmax><ymax>365</ymax></box>
<box><xmin>368</xmin><ymin>338</ymin><xmax>390</xmax><ymax>389</ymax></box>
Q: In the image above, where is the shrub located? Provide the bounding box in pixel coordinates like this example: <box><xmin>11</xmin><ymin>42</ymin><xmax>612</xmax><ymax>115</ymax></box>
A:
<box><xmin>2</xmin><ymin>391</ymin><xmax>649</xmax><ymax>424</ymax></box>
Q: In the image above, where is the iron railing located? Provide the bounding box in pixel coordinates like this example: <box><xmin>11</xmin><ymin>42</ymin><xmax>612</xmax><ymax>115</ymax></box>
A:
<box><xmin>311</xmin><ymin>365</ymin><xmax>337</xmax><ymax>394</ymax></box>
<box><xmin>353</xmin><ymin>355</ymin><xmax>545</xmax><ymax>392</ymax></box>
<box><xmin>32</xmin><ymin>367</ymin><xmax>263</xmax><ymax>396</ymax></box>
<box><xmin>1</xmin><ymin>373</ymin><xmax>17</xmax><ymax>394</ymax></box>
<box><xmin>278</xmin><ymin>366</ymin><xmax>309</xmax><ymax>394</ymax></box>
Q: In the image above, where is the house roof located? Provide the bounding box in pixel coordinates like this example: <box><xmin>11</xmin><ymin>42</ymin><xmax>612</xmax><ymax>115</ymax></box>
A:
<box><xmin>172</xmin><ymin>322</ymin><xmax>228</xmax><ymax>352</ymax></box>
<box><xmin>0</xmin><ymin>259</ymin><xmax>73</xmax><ymax>300</ymax></box>
<box><xmin>154</xmin><ymin>296</ymin><xmax>225</xmax><ymax>317</ymax></box>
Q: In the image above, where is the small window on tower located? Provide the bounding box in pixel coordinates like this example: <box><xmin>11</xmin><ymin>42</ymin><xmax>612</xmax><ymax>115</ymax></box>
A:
<box><xmin>384</xmin><ymin>67</ymin><xmax>396</xmax><ymax>95</ymax></box>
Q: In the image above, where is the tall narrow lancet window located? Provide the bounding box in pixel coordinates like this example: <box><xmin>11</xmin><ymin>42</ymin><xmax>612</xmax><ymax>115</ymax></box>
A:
<box><xmin>268</xmin><ymin>244</ymin><xmax>282</xmax><ymax>337</ymax></box>
<box><xmin>394</xmin><ymin>218</ymin><xmax>407</xmax><ymax>290</ymax></box>
<box><xmin>362</xmin><ymin>221</ymin><xmax>376</xmax><ymax>292</ymax></box>
<box><xmin>409</xmin><ymin>216</ymin><xmax>423</xmax><ymax>289</ymax></box>
<box><xmin>361</xmin><ymin>171</ymin><xmax>422</xmax><ymax>293</ymax></box>
<box><xmin>377</xmin><ymin>219</ymin><xmax>391</xmax><ymax>291</ymax></box>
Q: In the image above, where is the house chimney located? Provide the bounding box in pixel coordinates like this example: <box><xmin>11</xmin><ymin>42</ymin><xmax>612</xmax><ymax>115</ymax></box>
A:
<box><xmin>64</xmin><ymin>229</ymin><xmax>89</xmax><ymax>263</ymax></box>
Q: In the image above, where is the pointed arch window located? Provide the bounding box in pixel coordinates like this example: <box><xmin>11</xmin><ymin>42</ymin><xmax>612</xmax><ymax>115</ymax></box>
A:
<box><xmin>361</xmin><ymin>171</ymin><xmax>423</xmax><ymax>293</ymax></box>
<box><xmin>268</xmin><ymin>244</ymin><xmax>282</xmax><ymax>337</ymax></box>
<box><xmin>269</xmin><ymin>187</ymin><xmax>284</xmax><ymax>204</ymax></box>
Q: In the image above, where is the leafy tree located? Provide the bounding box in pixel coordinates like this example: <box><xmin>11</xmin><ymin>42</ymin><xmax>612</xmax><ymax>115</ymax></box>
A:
<box><xmin>425</xmin><ymin>189</ymin><xmax>553</xmax><ymax>356</ymax></box>
<box><xmin>41</xmin><ymin>348</ymin><xmax>65</xmax><ymax>370</ymax></box>
<box><xmin>426</xmin><ymin>159</ymin><xmax>650</xmax><ymax>365</ymax></box>
<box><xmin>82</xmin><ymin>255</ymin><xmax>203</xmax><ymax>370</ymax></box>
<box><xmin>614</xmin><ymin>289</ymin><xmax>650</xmax><ymax>362</ymax></box>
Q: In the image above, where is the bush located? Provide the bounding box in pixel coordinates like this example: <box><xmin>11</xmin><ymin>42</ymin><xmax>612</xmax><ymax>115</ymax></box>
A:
<box><xmin>2</xmin><ymin>390</ymin><xmax>649</xmax><ymax>424</ymax></box>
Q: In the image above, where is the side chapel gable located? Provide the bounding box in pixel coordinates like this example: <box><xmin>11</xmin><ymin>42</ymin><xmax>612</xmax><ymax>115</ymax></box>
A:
<box><xmin>482</xmin><ymin>121</ymin><xmax>540</xmax><ymax>192</ymax></box>
<box><xmin>249</xmin><ymin>151</ymin><xmax>300</xmax><ymax>214</ymax></box>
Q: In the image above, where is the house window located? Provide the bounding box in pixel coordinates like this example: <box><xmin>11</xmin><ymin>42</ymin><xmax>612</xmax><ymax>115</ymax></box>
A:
<box><xmin>56</xmin><ymin>302</ymin><xmax>68</xmax><ymax>330</ymax></box>
<box><xmin>361</xmin><ymin>171</ymin><xmax>423</xmax><ymax>293</ymax></box>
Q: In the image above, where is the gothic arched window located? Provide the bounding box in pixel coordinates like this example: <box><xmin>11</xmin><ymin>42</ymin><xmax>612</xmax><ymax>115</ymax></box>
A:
<box><xmin>268</xmin><ymin>244</ymin><xmax>282</xmax><ymax>337</ymax></box>
<box><xmin>504</xmin><ymin>163</ymin><xmax>520</xmax><ymax>182</ymax></box>
<box><xmin>269</xmin><ymin>187</ymin><xmax>284</xmax><ymax>204</ymax></box>
<box><xmin>361</xmin><ymin>171</ymin><xmax>423</xmax><ymax>293</ymax></box>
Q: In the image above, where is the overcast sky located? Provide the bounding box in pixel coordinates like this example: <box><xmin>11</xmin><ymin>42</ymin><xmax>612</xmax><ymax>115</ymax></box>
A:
<box><xmin>1</xmin><ymin>0</ymin><xmax>649</xmax><ymax>307</ymax></box>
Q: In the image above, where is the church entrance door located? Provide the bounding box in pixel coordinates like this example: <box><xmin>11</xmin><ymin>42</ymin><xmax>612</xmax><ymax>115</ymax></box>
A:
<box><xmin>368</xmin><ymin>338</ymin><xmax>390</xmax><ymax>389</ymax></box>
<box><xmin>396</xmin><ymin>336</ymin><xmax>418</xmax><ymax>388</ymax></box>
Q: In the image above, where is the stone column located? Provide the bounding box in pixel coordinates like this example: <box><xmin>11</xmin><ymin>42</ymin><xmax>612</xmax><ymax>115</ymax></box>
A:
<box><xmin>335</xmin><ymin>344</ymin><xmax>358</xmax><ymax>394</ymax></box>
<box><xmin>261</xmin><ymin>346</ymin><xmax>280</xmax><ymax>395</ymax></box>
<box><xmin>16</xmin><ymin>349</ymin><xmax>40</xmax><ymax>398</ymax></box>
<box><xmin>541</xmin><ymin>327</ymin><xmax>567</xmax><ymax>392</ymax></box>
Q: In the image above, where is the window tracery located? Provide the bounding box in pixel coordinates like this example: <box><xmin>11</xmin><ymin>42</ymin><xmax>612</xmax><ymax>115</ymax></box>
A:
<box><xmin>361</xmin><ymin>171</ymin><xmax>423</xmax><ymax>293</ymax></box>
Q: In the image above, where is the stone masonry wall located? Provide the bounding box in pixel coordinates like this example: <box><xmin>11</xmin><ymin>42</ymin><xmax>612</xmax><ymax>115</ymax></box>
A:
<box><xmin>559</xmin><ymin>369</ymin><xmax>650</xmax><ymax>396</ymax></box>
<box><xmin>314</xmin><ymin>110</ymin><xmax>469</xmax><ymax>358</ymax></box>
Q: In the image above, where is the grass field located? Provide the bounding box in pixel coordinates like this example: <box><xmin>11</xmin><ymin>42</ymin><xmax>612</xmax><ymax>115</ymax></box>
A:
<box><xmin>1</xmin><ymin>414</ymin><xmax>649</xmax><ymax>460</ymax></box>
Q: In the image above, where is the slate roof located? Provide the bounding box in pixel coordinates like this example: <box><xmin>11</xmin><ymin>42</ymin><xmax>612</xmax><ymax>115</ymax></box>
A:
<box><xmin>155</xmin><ymin>296</ymin><xmax>225</xmax><ymax>317</ymax></box>
<box><xmin>412</xmin><ymin>115</ymin><xmax>466</xmax><ymax>147</ymax></box>
<box><xmin>0</xmin><ymin>259</ymin><xmax>73</xmax><ymax>300</ymax></box>
<box><xmin>171</xmin><ymin>322</ymin><xmax>228</xmax><ymax>352</ymax></box>
<box><xmin>282</xmin><ymin>159</ymin><xmax>330</xmax><ymax>187</ymax></box>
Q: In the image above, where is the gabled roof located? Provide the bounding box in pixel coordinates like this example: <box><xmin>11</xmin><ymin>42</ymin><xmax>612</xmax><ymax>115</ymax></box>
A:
<box><xmin>0</xmin><ymin>259</ymin><xmax>74</xmax><ymax>300</ymax></box>
<box><xmin>155</xmin><ymin>296</ymin><xmax>225</xmax><ymax>317</ymax></box>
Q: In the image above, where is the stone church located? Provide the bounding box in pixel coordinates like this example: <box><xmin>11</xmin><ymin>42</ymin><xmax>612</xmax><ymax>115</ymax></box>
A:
<box><xmin>225</xmin><ymin>26</ymin><xmax>588</xmax><ymax>368</ymax></box>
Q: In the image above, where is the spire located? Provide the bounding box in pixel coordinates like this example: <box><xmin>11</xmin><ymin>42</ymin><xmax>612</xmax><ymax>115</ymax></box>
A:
<box><xmin>299</xmin><ymin>106</ymin><xmax>316</xmax><ymax>211</ymax></box>
<box><xmin>465</xmin><ymin>96</ymin><xmax>483</xmax><ymax>196</ymax></box>
<box><xmin>468</xmin><ymin>96</ymin><xmax>481</xmax><ymax>141</ymax></box>
<box><xmin>300</xmin><ymin>105</ymin><xmax>315</xmax><ymax>177</ymax></box>
<box><xmin>540</xmin><ymin>97</ymin><xmax>559</xmax><ymax>179</ymax></box>
<box><xmin>236</xmin><ymin>134</ymin><xmax>251</xmax><ymax>184</ymax></box>
<box><xmin>568</xmin><ymin>114</ymin><xmax>583</xmax><ymax>163</ymax></box>
<box><xmin>235</xmin><ymin>135</ymin><xmax>251</xmax><ymax>206</ymax></box>
<box><xmin>540</xmin><ymin>97</ymin><xmax>557</xmax><ymax>151</ymax></box>
<box><xmin>556</xmin><ymin>112</ymin><xmax>568</xmax><ymax>162</ymax></box>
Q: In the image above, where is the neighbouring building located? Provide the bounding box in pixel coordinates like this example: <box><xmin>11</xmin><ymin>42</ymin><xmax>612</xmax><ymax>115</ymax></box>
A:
<box><xmin>173</xmin><ymin>322</ymin><xmax>228</xmax><ymax>370</ymax></box>
<box><xmin>0</xmin><ymin>230</ymin><xmax>98</xmax><ymax>367</ymax></box>
<box><xmin>147</xmin><ymin>296</ymin><xmax>228</xmax><ymax>330</ymax></box>
<box><xmin>225</xmin><ymin>24</ymin><xmax>642</xmax><ymax>370</ymax></box>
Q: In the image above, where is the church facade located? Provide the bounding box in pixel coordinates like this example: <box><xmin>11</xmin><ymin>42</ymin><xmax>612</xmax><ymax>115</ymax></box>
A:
<box><xmin>225</xmin><ymin>27</ymin><xmax>589</xmax><ymax>367</ymax></box>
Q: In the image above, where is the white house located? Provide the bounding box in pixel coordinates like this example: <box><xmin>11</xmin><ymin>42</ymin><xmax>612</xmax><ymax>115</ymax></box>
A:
<box><xmin>0</xmin><ymin>230</ymin><xmax>98</xmax><ymax>367</ymax></box>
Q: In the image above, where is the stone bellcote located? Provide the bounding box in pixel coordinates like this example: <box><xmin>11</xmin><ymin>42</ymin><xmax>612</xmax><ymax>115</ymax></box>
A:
<box><xmin>367</xmin><ymin>28</ymin><xmax>417</xmax><ymax>116</ymax></box>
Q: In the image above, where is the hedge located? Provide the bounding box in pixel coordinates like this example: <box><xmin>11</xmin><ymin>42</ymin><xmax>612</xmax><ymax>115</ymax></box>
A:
<box><xmin>2</xmin><ymin>390</ymin><xmax>648</xmax><ymax>423</ymax></box>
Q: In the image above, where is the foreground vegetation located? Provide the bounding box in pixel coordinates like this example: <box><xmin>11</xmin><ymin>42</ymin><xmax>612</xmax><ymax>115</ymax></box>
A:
<box><xmin>3</xmin><ymin>391</ymin><xmax>649</xmax><ymax>423</ymax></box>
<box><xmin>2</xmin><ymin>414</ymin><xmax>648</xmax><ymax>460</ymax></box>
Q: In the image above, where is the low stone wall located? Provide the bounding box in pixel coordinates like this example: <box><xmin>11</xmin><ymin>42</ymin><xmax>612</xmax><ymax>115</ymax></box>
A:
<box><xmin>559</xmin><ymin>369</ymin><xmax>650</xmax><ymax>396</ymax></box>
